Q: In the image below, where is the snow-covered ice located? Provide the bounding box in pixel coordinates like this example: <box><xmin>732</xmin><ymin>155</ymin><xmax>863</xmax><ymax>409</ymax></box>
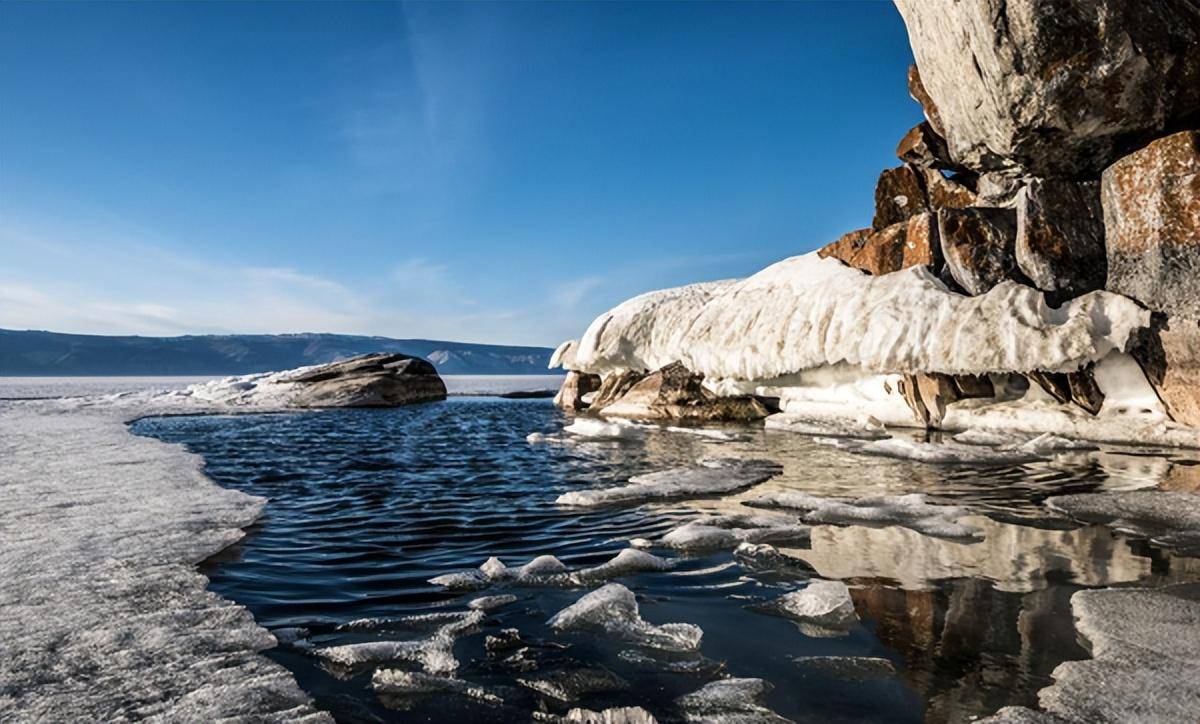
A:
<box><xmin>658</xmin><ymin>514</ymin><xmax>811</xmax><ymax>551</ymax></box>
<box><xmin>746</xmin><ymin>492</ymin><xmax>982</xmax><ymax>540</ymax></box>
<box><xmin>547</xmin><ymin>583</ymin><xmax>703</xmax><ymax>652</ymax></box>
<box><xmin>371</xmin><ymin>668</ymin><xmax>504</xmax><ymax>706</ymax></box>
<box><xmin>555</xmin><ymin>459</ymin><xmax>783</xmax><ymax>507</ymax></box>
<box><xmin>0</xmin><ymin>399</ymin><xmax>329</xmax><ymax>722</ymax></box>
<box><xmin>563</xmin><ymin>417</ymin><xmax>643</xmax><ymax>440</ymax></box>
<box><xmin>316</xmin><ymin>610</ymin><xmax>484</xmax><ymax>674</ymax></box>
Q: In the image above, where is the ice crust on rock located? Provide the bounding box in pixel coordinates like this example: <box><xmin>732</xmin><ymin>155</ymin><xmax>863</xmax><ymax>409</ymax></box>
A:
<box><xmin>574</xmin><ymin>253</ymin><xmax>1148</xmax><ymax>380</ymax></box>
<box><xmin>746</xmin><ymin>491</ymin><xmax>981</xmax><ymax>540</ymax></box>
<box><xmin>754</xmin><ymin>580</ymin><xmax>858</xmax><ymax>637</ymax></box>
<box><xmin>547</xmin><ymin>583</ymin><xmax>703</xmax><ymax>652</ymax></box>
<box><xmin>1046</xmin><ymin>491</ymin><xmax>1200</xmax><ymax>554</ymax></box>
<box><xmin>556</xmin><ymin>459</ymin><xmax>783</xmax><ymax>507</ymax></box>
<box><xmin>674</xmin><ymin>678</ymin><xmax>792</xmax><ymax>724</ymax></box>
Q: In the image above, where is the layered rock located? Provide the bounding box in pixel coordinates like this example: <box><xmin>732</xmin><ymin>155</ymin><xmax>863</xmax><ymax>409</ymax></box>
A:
<box><xmin>595</xmin><ymin>362</ymin><xmax>768</xmax><ymax>423</ymax></box>
<box><xmin>1103</xmin><ymin>131</ymin><xmax>1200</xmax><ymax>427</ymax></box>
<box><xmin>894</xmin><ymin>0</ymin><xmax>1200</xmax><ymax>177</ymax></box>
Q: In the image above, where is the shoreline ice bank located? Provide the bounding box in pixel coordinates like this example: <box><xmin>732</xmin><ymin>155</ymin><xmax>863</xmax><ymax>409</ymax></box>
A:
<box><xmin>552</xmin><ymin>253</ymin><xmax>1198</xmax><ymax>448</ymax></box>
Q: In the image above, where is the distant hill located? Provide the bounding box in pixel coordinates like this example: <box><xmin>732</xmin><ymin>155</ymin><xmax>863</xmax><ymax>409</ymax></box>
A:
<box><xmin>0</xmin><ymin>330</ymin><xmax>558</xmax><ymax>376</ymax></box>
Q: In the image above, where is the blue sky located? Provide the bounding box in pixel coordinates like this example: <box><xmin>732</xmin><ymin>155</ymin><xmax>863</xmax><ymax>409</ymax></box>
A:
<box><xmin>0</xmin><ymin>1</ymin><xmax>917</xmax><ymax>346</ymax></box>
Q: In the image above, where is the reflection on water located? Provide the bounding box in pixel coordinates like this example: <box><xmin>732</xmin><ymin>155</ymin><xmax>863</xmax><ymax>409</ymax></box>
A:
<box><xmin>132</xmin><ymin>400</ymin><xmax>1200</xmax><ymax>723</ymax></box>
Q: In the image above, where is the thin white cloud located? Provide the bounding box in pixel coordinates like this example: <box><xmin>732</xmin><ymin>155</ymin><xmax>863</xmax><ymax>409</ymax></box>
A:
<box><xmin>551</xmin><ymin>275</ymin><xmax>604</xmax><ymax>308</ymax></box>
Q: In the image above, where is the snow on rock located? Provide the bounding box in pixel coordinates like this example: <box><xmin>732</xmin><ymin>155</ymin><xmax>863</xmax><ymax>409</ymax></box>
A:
<box><xmin>556</xmin><ymin>459</ymin><xmax>783</xmax><ymax>507</ymax></box>
<box><xmin>658</xmin><ymin>514</ymin><xmax>811</xmax><ymax>551</ymax></box>
<box><xmin>753</xmin><ymin>580</ymin><xmax>859</xmax><ymax>637</ymax></box>
<box><xmin>1045</xmin><ymin>491</ymin><xmax>1200</xmax><ymax>555</ymax></box>
<box><xmin>0</xmin><ymin>403</ymin><xmax>329</xmax><ymax>722</ymax></box>
<box><xmin>1036</xmin><ymin>584</ymin><xmax>1200</xmax><ymax>723</ymax></box>
<box><xmin>674</xmin><ymin>677</ymin><xmax>792</xmax><ymax>724</ymax></box>
<box><xmin>550</xmin><ymin>339</ymin><xmax>580</xmax><ymax>370</ymax></box>
<box><xmin>574</xmin><ymin>253</ymin><xmax>1148</xmax><ymax>380</ymax></box>
<box><xmin>746</xmin><ymin>491</ymin><xmax>981</xmax><ymax>540</ymax></box>
<box><xmin>547</xmin><ymin>583</ymin><xmax>703</xmax><ymax>652</ymax></box>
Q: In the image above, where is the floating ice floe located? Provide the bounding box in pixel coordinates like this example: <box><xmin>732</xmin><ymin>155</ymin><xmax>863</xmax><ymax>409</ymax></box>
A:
<box><xmin>371</xmin><ymin>668</ymin><xmax>505</xmax><ymax>706</ymax></box>
<box><xmin>792</xmin><ymin>656</ymin><xmax>896</xmax><ymax>681</ymax></box>
<box><xmin>1045</xmin><ymin>491</ymin><xmax>1200</xmax><ymax>554</ymax></box>
<box><xmin>734</xmin><ymin>542</ymin><xmax>818</xmax><ymax>578</ymax></box>
<box><xmin>563</xmin><ymin>418</ymin><xmax>643</xmax><ymax>440</ymax></box>
<box><xmin>468</xmin><ymin>594</ymin><xmax>519</xmax><ymax>611</ymax></box>
<box><xmin>547</xmin><ymin>583</ymin><xmax>703</xmax><ymax>652</ymax></box>
<box><xmin>617</xmin><ymin>648</ymin><xmax>725</xmax><ymax>675</ymax></box>
<box><xmin>555</xmin><ymin>459</ymin><xmax>783</xmax><ymax>507</ymax></box>
<box><xmin>752</xmin><ymin>580</ymin><xmax>858</xmax><ymax>637</ymax></box>
<box><xmin>539</xmin><ymin>706</ymin><xmax>660</xmax><ymax>724</ymax></box>
<box><xmin>658</xmin><ymin>514</ymin><xmax>811</xmax><ymax>551</ymax></box>
<box><xmin>745</xmin><ymin>492</ymin><xmax>981</xmax><ymax>540</ymax></box>
<box><xmin>674</xmin><ymin>678</ymin><xmax>792</xmax><ymax>724</ymax></box>
<box><xmin>517</xmin><ymin>666</ymin><xmax>629</xmax><ymax>703</ymax></box>
<box><xmin>1031</xmin><ymin>584</ymin><xmax>1200</xmax><ymax>722</ymax></box>
<box><xmin>315</xmin><ymin>610</ymin><xmax>483</xmax><ymax>674</ymax></box>
<box><xmin>429</xmin><ymin>549</ymin><xmax>671</xmax><ymax>591</ymax></box>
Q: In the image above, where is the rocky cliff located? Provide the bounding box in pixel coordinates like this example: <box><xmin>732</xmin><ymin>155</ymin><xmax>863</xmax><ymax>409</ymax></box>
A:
<box><xmin>551</xmin><ymin>0</ymin><xmax>1200</xmax><ymax>448</ymax></box>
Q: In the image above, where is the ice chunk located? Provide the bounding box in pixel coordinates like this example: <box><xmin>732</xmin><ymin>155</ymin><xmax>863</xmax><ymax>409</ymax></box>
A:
<box><xmin>558</xmin><ymin>706</ymin><xmax>660</xmax><ymax>724</ymax></box>
<box><xmin>753</xmin><ymin>580</ymin><xmax>858</xmax><ymax>637</ymax></box>
<box><xmin>468</xmin><ymin>594</ymin><xmax>518</xmax><ymax>611</ymax></box>
<box><xmin>316</xmin><ymin>610</ymin><xmax>483</xmax><ymax>674</ymax></box>
<box><xmin>571</xmin><ymin>548</ymin><xmax>673</xmax><ymax>584</ymax></box>
<box><xmin>547</xmin><ymin>583</ymin><xmax>702</xmax><ymax>652</ymax></box>
<box><xmin>481</xmin><ymin>556</ymin><xmax>510</xmax><ymax>579</ymax></box>
<box><xmin>659</xmin><ymin>514</ymin><xmax>810</xmax><ymax>551</ymax></box>
<box><xmin>734</xmin><ymin>542</ymin><xmax>818</xmax><ymax>578</ymax></box>
<box><xmin>674</xmin><ymin>678</ymin><xmax>791</xmax><ymax>723</ymax></box>
<box><xmin>271</xmin><ymin>627</ymin><xmax>310</xmax><ymax>646</ymax></box>
<box><xmin>556</xmin><ymin>459</ymin><xmax>783</xmax><ymax>507</ymax></box>
<box><xmin>371</xmin><ymin>669</ymin><xmax>504</xmax><ymax>707</ymax></box>
<box><xmin>1046</xmin><ymin>491</ymin><xmax>1200</xmax><ymax>554</ymax></box>
<box><xmin>563</xmin><ymin>418</ymin><xmax>642</xmax><ymax>439</ymax></box>
<box><xmin>573</xmin><ymin>253</ymin><xmax>1147</xmax><ymax>380</ymax></box>
<box><xmin>792</xmin><ymin>655</ymin><xmax>896</xmax><ymax>681</ymax></box>
<box><xmin>517</xmin><ymin>667</ymin><xmax>629</xmax><ymax>702</ymax></box>
<box><xmin>746</xmin><ymin>492</ymin><xmax>981</xmax><ymax>540</ymax></box>
<box><xmin>520</xmin><ymin>554</ymin><xmax>570</xmax><ymax>578</ymax></box>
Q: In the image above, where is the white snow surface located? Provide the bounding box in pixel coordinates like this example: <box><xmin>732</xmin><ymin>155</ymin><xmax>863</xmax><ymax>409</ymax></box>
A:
<box><xmin>573</xmin><ymin>253</ymin><xmax>1148</xmax><ymax>379</ymax></box>
<box><xmin>0</xmin><ymin>398</ymin><xmax>329</xmax><ymax>722</ymax></box>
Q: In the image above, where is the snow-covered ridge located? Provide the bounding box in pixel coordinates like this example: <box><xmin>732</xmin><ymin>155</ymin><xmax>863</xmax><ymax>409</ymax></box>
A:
<box><xmin>572</xmin><ymin>253</ymin><xmax>1148</xmax><ymax>380</ymax></box>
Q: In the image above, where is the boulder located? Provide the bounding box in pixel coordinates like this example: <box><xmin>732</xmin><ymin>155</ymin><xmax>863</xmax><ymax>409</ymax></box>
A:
<box><xmin>279</xmin><ymin>353</ymin><xmax>447</xmax><ymax>407</ymax></box>
<box><xmin>555</xmin><ymin>371</ymin><xmax>602</xmax><ymax>412</ymax></box>
<box><xmin>1130</xmin><ymin>318</ymin><xmax>1200</xmax><ymax>428</ymax></box>
<box><xmin>819</xmin><ymin>214</ymin><xmax>942</xmax><ymax>277</ymax></box>
<box><xmin>975</xmin><ymin>170</ymin><xmax>1024</xmax><ymax>208</ymax></box>
<box><xmin>922</xmin><ymin>169</ymin><xmax>977</xmax><ymax>211</ymax></box>
<box><xmin>937</xmin><ymin>207</ymin><xmax>1021</xmax><ymax>295</ymax></box>
<box><xmin>894</xmin><ymin>0</ymin><xmax>1200</xmax><ymax>177</ymax></box>
<box><xmin>589</xmin><ymin>370</ymin><xmax>646</xmax><ymax>410</ymax></box>
<box><xmin>1015</xmin><ymin>179</ymin><xmax>1106</xmax><ymax>301</ymax></box>
<box><xmin>896</xmin><ymin>122</ymin><xmax>953</xmax><ymax>169</ymax></box>
<box><xmin>906</xmin><ymin>64</ymin><xmax>945</xmax><ymax>138</ymax></box>
<box><xmin>873</xmin><ymin>165</ymin><xmax>930</xmax><ymax>229</ymax></box>
<box><xmin>1102</xmin><ymin>131</ymin><xmax>1200</xmax><ymax>319</ymax></box>
<box><xmin>597</xmin><ymin>362</ymin><xmax>768</xmax><ymax>422</ymax></box>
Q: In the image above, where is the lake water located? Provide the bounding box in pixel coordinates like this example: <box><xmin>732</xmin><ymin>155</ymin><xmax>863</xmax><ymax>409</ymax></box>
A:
<box><xmin>132</xmin><ymin>397</ymin><xmax>1200</xmax><ymax>723</ymax></box>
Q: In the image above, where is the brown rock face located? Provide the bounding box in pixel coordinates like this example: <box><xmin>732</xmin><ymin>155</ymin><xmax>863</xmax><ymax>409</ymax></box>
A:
<box><xmin>589</xmin><ymin>370</ymin><xmax>646</xmax><ymax>410</ymax></box>
<box><xmin>874</xmin><ymin>166</ymin><xmax>930</xmax><ymax>229</ymax></box>
<box><xmin>281</xmin><ymin>353</ymin><xmax>447</xmax><ymax>407</ymax></box>
<box><xmin>819</xmin><ymin>213</ymin><xmax>941</xmax><ymax>277</ymax></box>
<box><xmin>1016</xmin><ymin>179</ymin><xmax>1106</xmax><ymax>301</ymax></box>
<box><xmin>895</xmin><ymin>0</ymin><xmax>1200</xmax><ymax>177</ymax></box>
<box><xmin>897</xmin><ymin>122</ymin><xmax>953</xmax><ymax>169</ymax></box>
<box><xmin>937</xmin><ymin>207</ymin><xmax>1021</xmax><ymax>295</ymax></box>
<box><xmin>598</xmin><ymin>361</ymin><xmax>769</xmax><ymax>422</ymax></box>
<box><xmin>1026</xmin><ymin>367</ymin><xmax>1106</xmax><ymax>416</ymax></box>
<box><xmin>907</xmin><ymin>64</ymin><xmax>945</xmax><ymax>138</ymax></box>
<box><xmin>554</xmin><ymin>370</ymin><xmax>601</xmax><ymax>412</ymax></box>
<box><xmin>1102</xmin><ymin>131</ymin><xmax>1200</xmax><ymax>319</ymax></box>
<box><xmin>922</xmin><ymin>169</ymin><xmax>977</xmax><ymax>212</ymax></box>
<box><xmin>1130</xmin><ymin>318</ymin><xmax>1200</xmax><ymax>428</ymax></box>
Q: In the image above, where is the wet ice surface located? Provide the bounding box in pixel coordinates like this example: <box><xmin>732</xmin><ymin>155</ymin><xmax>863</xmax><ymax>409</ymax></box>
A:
<box><xmin>131</xmin><ymin>402</ymin><xmax>1200</xmax><ymax>723</ymax></box>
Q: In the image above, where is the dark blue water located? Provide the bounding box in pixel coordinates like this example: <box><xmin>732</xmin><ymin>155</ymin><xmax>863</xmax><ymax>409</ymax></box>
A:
<box><xmin>132</xmin><ymin>398</ymin><xmax>1198</xmax><ymax>723</ymax></box>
